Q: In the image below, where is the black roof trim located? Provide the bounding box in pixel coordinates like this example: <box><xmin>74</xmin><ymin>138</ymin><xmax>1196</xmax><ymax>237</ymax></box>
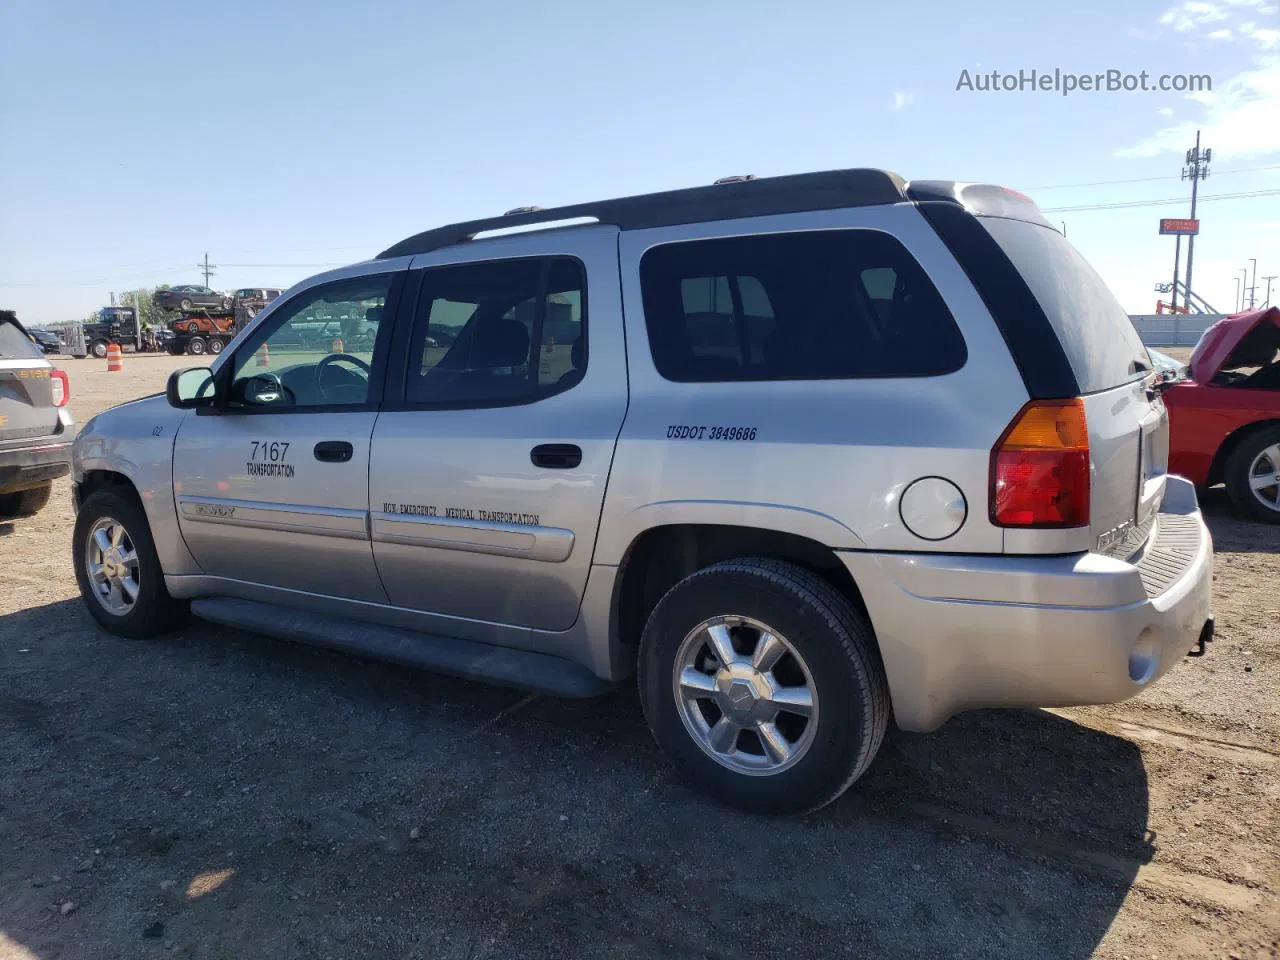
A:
<box><xmin>904</xmin><ymin>181</ymin><xmax>1053</xmax><ymax>229</ymax></box>
<box><xmin>377</xmin><ymin>168</ymin><xmax>908</xmax><ymax>260</ymax></box>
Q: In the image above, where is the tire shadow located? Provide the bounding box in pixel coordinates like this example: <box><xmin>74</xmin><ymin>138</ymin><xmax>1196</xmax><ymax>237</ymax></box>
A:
<box><xmin>0</xmin><ymin>599</ymin><xmax>1148</xmax><ymax>960</ymax></box>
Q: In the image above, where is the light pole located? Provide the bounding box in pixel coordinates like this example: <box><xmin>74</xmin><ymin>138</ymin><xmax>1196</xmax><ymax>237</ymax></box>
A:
<box><xmin>1263</xmin><ymin>275</ymin><xmax>1277</xmax><ymax>309</ymax></box>
<box><xmin>1235</xmin><ymin>277</ymin><xmax>1242</xmax><ymax>312</ymax></box>
<box><xmin>1240</xmin><ymin>269</ymin><xmax>1249</xmax><ymax>311</ymax></box>
<box><xmin>1248</xmin><ymin>258</ymin><xmax>1258</xmax><ymax>309</ymax></box>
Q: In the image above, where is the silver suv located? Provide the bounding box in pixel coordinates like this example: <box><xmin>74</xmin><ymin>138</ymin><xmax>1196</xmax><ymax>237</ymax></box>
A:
<box><xmin>1</xmin><ymin>310</ymin><xmax>73</xmax><ymax>520</ymax></box>
<box><xmin>70</xmin><ymin>170</ymin><xmax>1214</xmax><ymax>815</ymax></box>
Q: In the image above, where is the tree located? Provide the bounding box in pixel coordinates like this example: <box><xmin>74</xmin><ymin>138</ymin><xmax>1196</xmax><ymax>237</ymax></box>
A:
<box><xmin>118</xmin><ymin>287</ymin><xmax>169</xmax><ymax>331</ymax></box>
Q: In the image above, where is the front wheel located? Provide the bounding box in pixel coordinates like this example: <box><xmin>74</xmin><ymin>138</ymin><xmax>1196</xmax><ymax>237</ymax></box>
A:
<box><xmin>1225</xmin><ymin>425</ymin><xmax>1280</xmax><ymax>524</ymax></box>
<box><xmin>180</xmin><ymin>298</ymin><xmax>193</xmax><ymax>311</ymax></box>
<box><xmin>90</xmin><ymin>340</ymin><xmax>108</xmax><ymax>359</ymax></box>
<box><xmin>73</xmin><ymin>488</ymin><xmax>189</xmax><ymax>637</ymax></box>
<box><xmin>638</xmin><ymin>558</ymin><xmax>889</xmax><ymax>816</ymax></box>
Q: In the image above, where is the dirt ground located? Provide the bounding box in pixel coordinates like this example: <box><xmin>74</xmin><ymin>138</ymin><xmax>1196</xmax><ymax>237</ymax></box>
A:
<box><xmin>1</xmin><ymin>352</ymin><xmax>1276</xmax><ymax>960</ymax></box>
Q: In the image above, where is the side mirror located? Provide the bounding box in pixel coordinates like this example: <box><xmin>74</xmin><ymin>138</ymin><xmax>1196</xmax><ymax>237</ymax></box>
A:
<box><xmin>166</xmin><ymin>367</ymin><xmax>216</xmax><ymax>409</ymax></box>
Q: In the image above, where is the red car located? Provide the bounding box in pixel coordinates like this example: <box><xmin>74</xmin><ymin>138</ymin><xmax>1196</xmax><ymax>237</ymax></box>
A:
<box><xmin>1163</xmin><ymin>306</ymin><xmax>1280</xmax><ymax>523</ymax></box>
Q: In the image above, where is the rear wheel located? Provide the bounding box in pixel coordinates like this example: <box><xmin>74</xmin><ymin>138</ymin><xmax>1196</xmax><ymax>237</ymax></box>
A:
<box><xmin>638</xmin><ymin>558</ymin><xmax>889</xmax><ymax>816</ymax></box>
<box><xmin>73</xmin><ymin>489</ymin><xmax>188</xmax><ymax>637</ymax></box>
<box><xmin>90</xmin><ymin>340</ymin><xmax>108</xmax><ymax>359</ymax></box>
<box><xmin>187</xmin><ymin>337</ymin><xmax>207</xmax><ymax>355</ymax></box>
<box><xmin>0</xmin><ymin>482</ymin><xmax>52</xmax><ymax>520</ymax></box>
<box><xmin>180</xmin><ymin>298</ymin><xmax>193</xmax><ymax>311</ymax></box>
<box><xmin>208</xmin><ymin>337</ymin><xmax>224</xmax><ymax>355</ymax></box>
<box><xmin>1225</xmin><ymin>425</ymin><xmax>1280</xmax><ymax>524</ymax></box>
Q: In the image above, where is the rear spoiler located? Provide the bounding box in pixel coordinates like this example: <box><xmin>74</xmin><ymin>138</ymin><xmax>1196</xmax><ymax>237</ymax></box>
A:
<box><xmin>905</xmin><ymin>181</ymin><xmax>1055</xmax><ymax>229</ymax></box>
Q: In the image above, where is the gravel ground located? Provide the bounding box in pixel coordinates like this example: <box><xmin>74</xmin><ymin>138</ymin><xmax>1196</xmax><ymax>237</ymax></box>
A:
<box><xmin>1</xmin><ymin>353</ymin><xmax>1276</xmax><ymax>960</ymax></box>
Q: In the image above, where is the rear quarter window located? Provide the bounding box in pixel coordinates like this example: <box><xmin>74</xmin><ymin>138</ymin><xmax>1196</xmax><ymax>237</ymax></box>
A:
<box><xmin>639</xmin><ymin>229</ymin><xmax>967</xmax><ymax>383</ymax></box>
<box><xmin>0</xmin><ymin>315</ymin><xmax>44</xmax><ymax>359</ymax></box>
<box><xmin>980</xmin><ymin>218</ymin><xmax>1149</xmax><ymax>394</ymax></box>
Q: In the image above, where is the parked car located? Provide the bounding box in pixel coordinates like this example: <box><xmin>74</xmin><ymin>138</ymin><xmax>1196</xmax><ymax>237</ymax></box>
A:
<box><xmin>69</xmin><ymin>169</ymin><xmax>1213</xmax><ymax>815</ymax></box>
<box><xmin>27</xmin><ymin>327</ymin><xmax>64</xmax><ymax>354</ymax></box>
<box><xmin>1163</xmin><ymin>306</ymin><xmax>1280</xmax><ymax>523</ymax></box>
<box><xmin>233</xmin><ymin>288</ymin><xmax>283</xmax><ymax>307</ymax></box>
<box><xmin>1</xmin><ymin>310</ymin><xmax>72</xmax><ymax>520</ymax></box>
<box><xmin>154</xmin><ymin>285</ymin><xmax>232</xmax><ymax>313</ymax></box>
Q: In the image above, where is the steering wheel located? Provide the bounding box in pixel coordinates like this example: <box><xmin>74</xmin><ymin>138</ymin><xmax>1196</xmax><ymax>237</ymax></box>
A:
<box><xmin>237</xmin><ymin>371</ymin><xmax>295</xmax><ymax>407</ymax></box>
<box><xmin>313</xmin><ymin>353</ymin><xmax>372</xmax><ymax>402</ymax></box>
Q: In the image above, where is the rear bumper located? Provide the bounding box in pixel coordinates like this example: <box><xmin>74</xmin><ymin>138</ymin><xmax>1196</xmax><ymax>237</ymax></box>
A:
<box><xmin>0</xmin><ymin>437</ymin><xmax>72</xmax><ymax>494</ymax></box>
<box><xmin>840</xmin><ymin>475</ymin><xmax>1214</xmax><ymax>732</ymax></box>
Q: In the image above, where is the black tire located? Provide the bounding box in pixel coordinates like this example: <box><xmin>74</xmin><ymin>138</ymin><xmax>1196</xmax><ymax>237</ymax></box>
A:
<box><xmin>180</xmin><ymin>298</ymin><xmax>193</xmax><ymax>311</ymax></box>
<box><xmin>220</xmin><ymin>297</ymin><xmax>232</xmax><ymax>311</ymax></box>
<box><xmin>72</xmin><ymin>488</ymin><xmax>189</xmax><ymax>638</ymax></box>
<box><xmin>638</xmin><ymin>558</ymin><xmax>889</xmax><ymax>816</ymax></box>
<box><xmin>187</xmin><ymin>337</ymin><xmax>207</xmax><ymax>355</ymax></box>
<box><xmin>0</xmin><ymin>482</ymin><xmax>52</xmax><ymax>520</ymax></box>
<box><xmin>208</xmin><ymin>337</ymin><xmax>224</xmax><ymax>355</ymax></box>
<box><xmin>90</xmin><ymin>340</ymin><xmax>108</xmax><ymax>359</ymax></box>
<box><xmin>1224</xmin><ymin>425</ymin><xmax>1280</xmax><ymax>524</ymax></box>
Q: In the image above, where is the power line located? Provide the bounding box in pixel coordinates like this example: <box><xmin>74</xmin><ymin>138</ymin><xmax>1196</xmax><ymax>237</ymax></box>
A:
<box><xmin>1024</xmin><ymin>164</ymin><xmax>1280</xmax><ymax>191</ymax></box>
<box><xmin>1041</xmin><ymin>187</ymin><xmax>1280</xmax><ymax>213</ymax></box>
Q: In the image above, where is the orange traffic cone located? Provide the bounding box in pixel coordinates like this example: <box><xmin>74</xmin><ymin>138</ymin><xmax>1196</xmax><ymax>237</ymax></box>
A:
<box><xmin>331</xmin><ymin>338</ymin><xmax>344</xmax><ymax>354</ymax></box>
<box><xmin>256</xmin><ymin>344</ymin><xmax>270</xmax><ymax>367</ymax></box>
<box><xmin>106</xmin><ymin>342</ymin><xmax>123</xmax><ymax>372</ymax></box>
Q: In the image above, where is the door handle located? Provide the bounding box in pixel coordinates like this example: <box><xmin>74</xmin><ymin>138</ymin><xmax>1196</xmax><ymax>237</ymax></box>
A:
<box><xmin>314</xmin><ymin>440</ymin><xmax>354</xmax><ymax>463</ymax></box>
<box><xmin>530</xmin><ymin>443</ymin><xmax>582</xmax><ymax>469</ymax></box>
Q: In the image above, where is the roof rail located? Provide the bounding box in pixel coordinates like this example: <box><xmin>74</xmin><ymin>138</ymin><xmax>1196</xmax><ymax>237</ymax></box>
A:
<box><xmin>377</xmin><ymin>168</ymin><xmax>908</xmax><ymax>260</ymax></box>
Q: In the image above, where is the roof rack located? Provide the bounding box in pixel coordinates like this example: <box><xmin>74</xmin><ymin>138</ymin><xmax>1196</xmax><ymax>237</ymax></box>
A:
<box><xmin>377</xmin><ymin>168</ymin><xmax>907</xmax><ymax>260</ymax></box>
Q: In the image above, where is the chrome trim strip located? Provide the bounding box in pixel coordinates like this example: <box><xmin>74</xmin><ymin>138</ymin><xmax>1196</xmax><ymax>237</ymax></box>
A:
<box><xmin>177</xmin><ymin>496</ymin><xmax>367</xmax><ymax>540</ymax></box>
<box><xmin>370</xmin><ymin>511</ymin><xmax>574</xmax><ymax>562</ymax></box>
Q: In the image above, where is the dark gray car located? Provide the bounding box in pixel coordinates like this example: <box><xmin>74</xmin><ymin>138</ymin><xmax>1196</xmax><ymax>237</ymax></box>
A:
<box><xmin>154</xmin><ymin>285</ymin><xmax>232</xmax><ymax>313</ymax></box>
<box><xmin>0</xmin><ymin>310</ymin><xmax>74</xmax><ymax>520</ymax></box>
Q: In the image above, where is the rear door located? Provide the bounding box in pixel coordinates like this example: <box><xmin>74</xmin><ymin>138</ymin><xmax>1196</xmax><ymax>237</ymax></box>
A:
<box><xmin>368</xmin><ymin>225</ymin><xmax>627</xmax><ymax>632</ymax></box>
<box><xmin>0</xmin><ymin>316</ymin><xmax>57</xmax><ymax>442</ymax></box>
<box><xmin>980</xmin><ymin>217</ymin><xmax>1166</xmax><ymax>556</ymax></box>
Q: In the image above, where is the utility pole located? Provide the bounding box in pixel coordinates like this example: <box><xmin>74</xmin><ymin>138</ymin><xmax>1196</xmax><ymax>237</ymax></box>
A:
<box><xmin>195</xmin><ymin>252</ymin><xmax>217</xmax><ymax>288</ymax></box>
<box><xmin>1263</xmin><ymin>275</ymin><xmax>1277</xmax><ymax>309</ymax></box>
<box><xmin>1172</xmin><ymin>234</ymin><xmax>1182</xmax><ymax>313</ymax></box>
<box><xmin>1181</xmin><ymin>130</ymin><xmax>1210</xmax><ymax>308</ymax></box>
<box><xmin>1248</xmin><ymin>258</ymin><xmax>1258</xmax><ymax>309</ymax></box>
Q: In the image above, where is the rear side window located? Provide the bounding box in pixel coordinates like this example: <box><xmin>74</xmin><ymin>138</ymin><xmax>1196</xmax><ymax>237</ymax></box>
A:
<box><xmin>981</xmin><ymin>218</ymin><xmax>1149</xmax><ymax>394</ymax></box>
<box><xmin>640</xmin><ymin>230</ymin><xmax>966</xmax><ymax>382</ymax></box>
<box><xmin>0</xmin><ymin>315</ymin><xmax>44</xmax><ymax>359</ymax></box>
<box><xmin>405</xmin><ymin>256</ymin><xmax>587</xmax><ymax>406</ymax></box>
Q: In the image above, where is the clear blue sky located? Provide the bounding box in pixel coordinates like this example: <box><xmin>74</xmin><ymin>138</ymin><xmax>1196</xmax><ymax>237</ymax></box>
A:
<box><xmin>2</xmin><ymin>0</ymin><xmax>1277</xmax><ymax>325</ymax></box>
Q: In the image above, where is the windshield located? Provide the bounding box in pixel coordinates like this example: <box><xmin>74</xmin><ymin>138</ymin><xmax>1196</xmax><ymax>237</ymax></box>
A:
<box><xmin>982</xmin><ymin>217</ymin><xmax>1151</xmax><ymax>394</ymax></box>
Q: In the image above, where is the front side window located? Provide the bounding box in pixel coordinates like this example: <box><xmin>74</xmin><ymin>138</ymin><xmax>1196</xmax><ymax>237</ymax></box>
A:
<box><xmin>640</xmin><ymin>229</ymin><xmax>967</xmax><ymax>382</ymax></box>
<box><xmin>229</xmin><ymin>273</ymin><xmax>392</xmax><ymax>408</ymax></box>
<box><xmin>405</xmin><ymin>256</ymin><xmax>586</xmax><ymax>406</ymax></box>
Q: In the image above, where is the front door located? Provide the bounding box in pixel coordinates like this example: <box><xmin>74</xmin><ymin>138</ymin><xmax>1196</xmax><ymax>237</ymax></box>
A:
<box><xmin>369</xmin><ymin>227</ymin><xmax>628</xmax><ymax>632</ymax></box>
<box><xmin>172</xmin><ymin>269</ymin><xmax>402</xmax><ymax>603</ymax></box>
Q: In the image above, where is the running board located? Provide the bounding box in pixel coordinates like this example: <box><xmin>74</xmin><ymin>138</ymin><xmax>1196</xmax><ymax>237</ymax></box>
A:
<box><xmin>189</xmin><ymin>597</ymin><xmax>613</xmax><ymax>698</ymax></box>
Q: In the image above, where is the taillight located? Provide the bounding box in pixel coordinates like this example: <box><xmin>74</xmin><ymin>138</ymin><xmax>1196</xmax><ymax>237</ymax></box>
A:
<box><xmin>990</xmin><ymin>399</ymin><xmax>1090</xmax><ymax>528</ymax></box>
<box><xmin>50</xmin><ymin>369</ymin><xmax>69</xmax><ymax>407</ymax></box>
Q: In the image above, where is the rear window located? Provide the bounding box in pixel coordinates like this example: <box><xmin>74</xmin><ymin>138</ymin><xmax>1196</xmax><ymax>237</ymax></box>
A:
<box><xmin>981</xmin><ymin>218</ymin><xmax>1149</xmax><ymax>394</ymax></box>
<box><xmin>0</xmin><ymin>315</ymin><xmax>44</xmax><ymax>359</ymax></box>
<box><xmin>640</xmin><ymin>229</ymin><xmax>967</xmax><ymax>382</ymax></box>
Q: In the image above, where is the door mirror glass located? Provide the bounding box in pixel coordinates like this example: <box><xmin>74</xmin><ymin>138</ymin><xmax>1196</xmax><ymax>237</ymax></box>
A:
<box><xmin>166</xmin><ymin>367</ymin><xmax>216</xmax><ymax>409</ymax></box>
